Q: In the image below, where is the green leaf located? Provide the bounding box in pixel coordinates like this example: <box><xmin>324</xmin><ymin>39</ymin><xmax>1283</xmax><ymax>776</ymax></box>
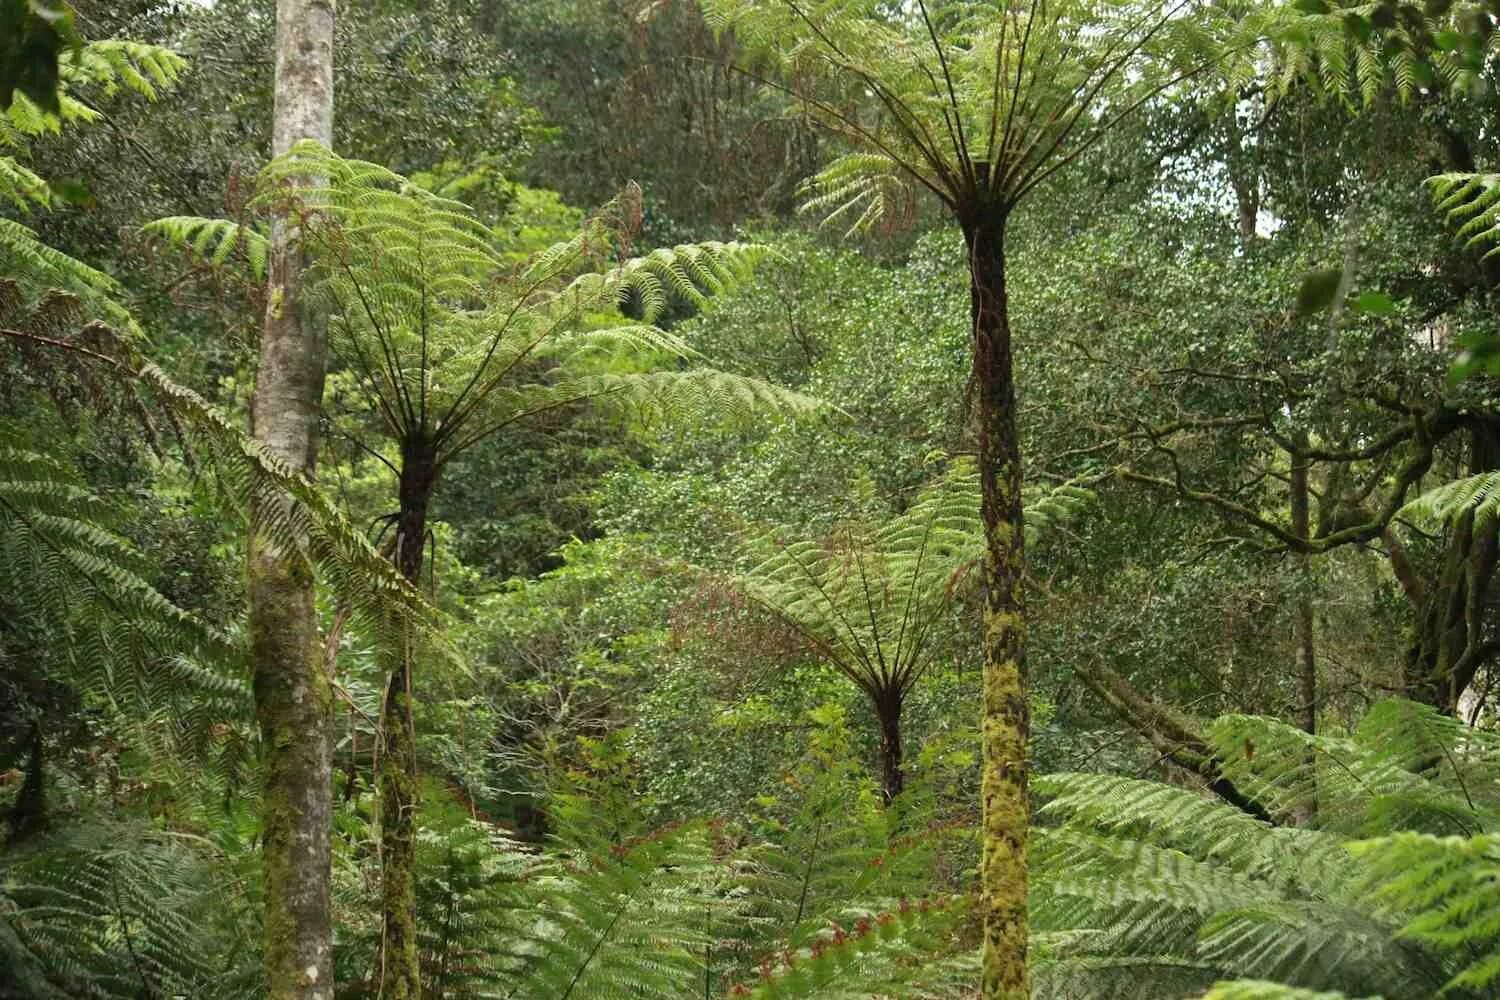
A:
<box><xmin>1295</xmin><ymin>267</ymin><xmax>1343</xmax><ymax>314</ymax></box>
<box><xmin>1351</xmin><ymin>291</ymin><xmax>1396</xmax><ymax>315</ymax></box>
<box><xmin>1433</xmin><ymin>29</ymin><xmax>1463</xmax><ymax>51</ymax></box>
<box><xmin>0</xmin><ymin>0</ymin><xmax>79</xmax><ymax>114</ymax></box>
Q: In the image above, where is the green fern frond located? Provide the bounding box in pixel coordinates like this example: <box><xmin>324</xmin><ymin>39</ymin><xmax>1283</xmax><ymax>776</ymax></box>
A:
<box><xmin>0</xmin><ymin>439</ymin><xmax>249</xmax><ymax>764</ymax></box>
<box><xmin>1350</xmin><ymin>832</ymin><xmax>1500</xmax><ymax>994</ymax></box>
<box><xmin>1204</xmin><ymin>982</ymin><xmax>1369</xmax><ymax>1000</ymax></box>
<box><xmin>142</xmin><ymin>217</ymin><xmax>270</xmax><ymax>280</ymax></box>
<box><xmin>1033</xmin><ymin>701</ymin><xmax>1500</xmax><ymax>999</ymax></box>
<box><xmin>0</xmin><ymin>824</ymin><xmax>259</xmax><ymax>998</ymax></box>
<box><xmin>1427</xmin><ymin>174</ymin><xmax>1500</xmax><ymax>261</ymax></box>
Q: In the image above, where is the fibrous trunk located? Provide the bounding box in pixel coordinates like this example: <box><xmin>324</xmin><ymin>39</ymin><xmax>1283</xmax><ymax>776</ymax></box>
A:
<box><xmin>376</xmin><ymin>446</ymin><xmax>435</xmax><ymax>998</ymax></box>
<box><xmin>964</xmin><ymin>208</ymin><xmax>1029</xmax><ymax>1000</ymax></box>
<box><xmin>251</xmin><ymin>2</ymin><xmax>334</xmax><ymax>997</ymax></box>
<box><xmin>875</xmin><ymin>688</ymin><xmax>903</xmax><ymax>806</ymax></box>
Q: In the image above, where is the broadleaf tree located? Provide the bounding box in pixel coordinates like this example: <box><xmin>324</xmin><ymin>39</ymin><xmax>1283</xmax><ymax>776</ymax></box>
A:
<box><xmin>249</xmin><ymin>2</ymin><xmax>336</xmax><ymax>998</ymax></box>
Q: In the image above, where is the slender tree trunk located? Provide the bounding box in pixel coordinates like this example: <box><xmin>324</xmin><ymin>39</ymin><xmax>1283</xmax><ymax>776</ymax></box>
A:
<box><xmin>250</xmin><ymin>3</ymin><xmax>334</xmax><ymax>997</ymax></box>
<box><xmin>874</xmin><ymin>687</ymin><xmax>903</xmax><ymax>806</ymax></box>
<box><xmin>963</xmin><ymin>205</ymin><xmax>1029</xmax><ymax>1000</ymax></box>
<box><xmin>1289</xmin><ymin>443</ymin><xmax>1318</xmax><ymax>823</ymax></box>
<box><xmin>376</xmin><ymin>444</ymin><xmax>436</xmax><ymax>998</ymax></box>
<box><xmin>1289</xmin><ymin>444</ymin><xmax>1316</xmax><ymax>735</ymax></box>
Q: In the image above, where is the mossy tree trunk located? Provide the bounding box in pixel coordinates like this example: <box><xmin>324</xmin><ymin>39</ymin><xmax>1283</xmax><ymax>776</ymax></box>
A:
<box><xmin>250</xmin><ymin>2</ymin><xmax>334</xmax><ymax>997</ymax></box>
<box><xmin>376</xmin><ymin>438</ymin><xmax>437</xmax><ymax>998</ymax></box>
<box><xmin>961</xmin><ymin>202</ymin><xmax>1030</xmax><ymax>1000</ymax></box>
<box><xmin>1404</xmin><ymin>420</ymin><xmax>1500</xmax><ymax>716</ymax></box>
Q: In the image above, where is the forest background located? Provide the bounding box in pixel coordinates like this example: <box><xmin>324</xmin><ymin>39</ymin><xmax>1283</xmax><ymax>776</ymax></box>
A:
<box><xmin>5</xmin><ymin>1</ymin><xmax>1500</xmax><ymax>998</ymax></box>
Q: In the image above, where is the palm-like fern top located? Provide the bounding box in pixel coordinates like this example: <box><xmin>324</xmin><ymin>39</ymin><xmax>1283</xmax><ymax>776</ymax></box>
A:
<box><xmin>150</xmin><ymin>144</ymin><xmax>820</xmax><ymax>473</ymax></box>
<box><xmin>738</xmin><ymin>461</ymin><xmax>1091</xmax><ymax>696</ymax></box>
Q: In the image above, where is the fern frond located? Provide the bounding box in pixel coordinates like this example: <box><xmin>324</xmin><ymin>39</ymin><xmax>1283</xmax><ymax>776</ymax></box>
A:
<box><xmin>1427</xmin><ymin>174</ymin><xmax>1500</xmax><ymax>262</ymax></box>
<box><xmin>0</xmin><ymin>824</ymin><xmax>258</xmax><ymax>998</ymax></box>
<box><xmin>1350</xmin><ymin>832</ymin><xmax>1500</xmax><ymax>994</ymax></box>
<box><xmin>142</xmin><ymin>217</ymin><xmax>270</xmax><ymax>280</ymax></box>
<box><xmin>1204</xmin><ymin>982</ymin><xmax>1368</xmax><ymax>1000</ymax></box>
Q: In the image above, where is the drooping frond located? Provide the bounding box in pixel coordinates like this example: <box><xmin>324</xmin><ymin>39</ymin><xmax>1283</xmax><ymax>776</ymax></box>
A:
<box><xmin>2</xmin><ymin>317</ymin><xmax>441</xmax><ymax>669</ymax></box>
<box><xmin>1400</xmin><ymin>467</ymin><xmax>1500</xmax><ymax>528</ymax></box>
<box><xmin>2</xmin><ymin>34</ymin><xmax>180</xmax><ymax>332</ymax></box>
<box><xmin>736</xmin><ymin>460</ymin><xmax>1090</xmax><ymax>695</ymax></box>
<box><xmin>1261</xmin><ymin>0</ymin><xmax>1500</xmax><ymax>108</ymax></box>
<box><xmin>0</xmin><ymin>435</ymin><xmax>251</xmax><ymax>786</ymax></box>
<box><xmin>1032</xmin><ymin>701</ymin><xmax>1500</xmax><ymax>999</ymax></box>
<box><xmin>141</xmin><ymin>217</ymin><xmax>270</xmax><ymax>281</ymax></box>
<box><xmin>0</xmin><ymin>224</ymin><xmax>131</xmax><ymax>327</ymax></box>
<box><xmin>0</xmin><ymin>824</ymin><xmax>259</xmax><ymax>999</ymax></box>
<box><xmin>150</xmin><ymin>144</ymin><xmax>816</xmax><ymax>468</ymax></box>
<box><xmin>1426</xmin><ymin>173</ymin><xmax>1500</xmax><ymax>262</ymax></box>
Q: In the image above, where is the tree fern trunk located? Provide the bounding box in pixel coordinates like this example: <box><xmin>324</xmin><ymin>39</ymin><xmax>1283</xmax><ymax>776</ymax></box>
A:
<box><xmin>376</xmin><ymin>446</ymin><xmax>435</xmax><ymax>999</ymax></box>
<box><xmin>876</xmin><ymin>688</ymin><xmax>903</xmax><ymax>806</ymax></box>
<box><xmin>250</xmin><ymin>2</ymin><xmax>333</xmax><ymax>997</ymax></box>
<box><xmin>963</xmin><ymin>207</ymin><xmax>1029</xmax><ymax>1000</ymax></box>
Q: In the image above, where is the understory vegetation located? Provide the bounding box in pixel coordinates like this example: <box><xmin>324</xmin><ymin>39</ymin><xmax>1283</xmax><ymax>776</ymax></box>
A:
<box><xmin>5</xmin><ymin>1</ymin><xmax>1500</xmax><ymax>998</ymax></box>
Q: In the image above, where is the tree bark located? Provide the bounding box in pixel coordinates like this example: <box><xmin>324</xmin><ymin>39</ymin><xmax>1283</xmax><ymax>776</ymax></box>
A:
<box><xmin>376</xmin><ymin>443</ymin><xmax>436</xmax><ymax>999</ymax></box>
<box><xmin>1404</xmin><ymin>420</ymin><xmax>1500</xmax><ymax>714</ymax></box>
<box><xmin>1075</xmin><ymin>658</ymin><xmax>1272</xmax><ymax>823</ymax></box>
<box><xmin>250</xmin><ymin>2</ymin><xmax>334</xmax><ymax>998</ymax></box>
<box><xmin>874</xmin><ymin>687</ymin><xmax>903</xmax><ymax>806</ymax></box>
<box><xmin>962</xmin><ymin>205</ymin><xmax>1029</xmax><ymax>1000</ymax></box>
<box><xmin>1289</xmin><ymin>448</ymin><xmax>1317</xmax><ymax>736</ymax></box>
<box><xmin>6</xmin><ymin>720</ymin><xmax>46</xmax><ymax>840</ymax></box>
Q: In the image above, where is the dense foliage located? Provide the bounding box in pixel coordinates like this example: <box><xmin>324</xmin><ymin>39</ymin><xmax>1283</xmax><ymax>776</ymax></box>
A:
<box><xmin>6</xmin><ymin>1</ymin><xmax>1500</xmax><ymax>998</ymax></box>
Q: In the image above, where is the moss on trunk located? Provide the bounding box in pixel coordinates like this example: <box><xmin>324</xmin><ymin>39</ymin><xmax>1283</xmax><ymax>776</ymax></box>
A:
<box><xmin>375</xmin><ymin>446</ymin><xmax>436</xmax><ymax>998</ymax></box>
<box><xmin>964</xmin><ymin>207</ymin><xmax>1030</xmax><ymax>1000</ymax></box>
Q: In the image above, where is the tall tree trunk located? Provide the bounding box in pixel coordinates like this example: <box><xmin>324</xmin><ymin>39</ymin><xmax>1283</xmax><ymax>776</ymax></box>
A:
<box><xmin>874</xmin><ymin>687</ymin><xmax>903</xmax><ymax>806</ymax></box>
<box><xmin>376</xmin><ymin>444</ymin><xmax>436</xmax><ymax>998</ymax></box>
<box><xmin>963</xmin><ymin>205</ymin><xmax>1029</xmax><ymax>1000</ymax></box>
<box><xmin>1289</xmin><ymin>447</ymin><xmax>1317</xmax><ymax>736</ymax></box>
<box><xmin>1288</xmin><ymin>442</ymin><xmax>1318</xmax><ymax>824</ymax></box>
<box><xmin>250</xmin><ymin>3</ymin><xmax>334</xmax><ymax>997</ymax></box>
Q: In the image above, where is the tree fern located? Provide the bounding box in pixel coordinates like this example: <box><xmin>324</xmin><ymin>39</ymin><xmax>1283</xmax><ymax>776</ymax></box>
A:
<box><xmin>735</xmin><ymin>460</ymin><xmax>1090</xmax><ymax>797</ymax></box>
<box><xmin>0</xmin><ymin>824</ymin><xmax>259</xmax><ymax>998</ymax></box>
<box><xmin>1032</xmin><ymin>700</ymin><xmax>1500</xmax><ymax>999</ymax></box>
<box><xmin>1</xmin><ymin>36</ymin><xmax>183</xmax><ymax>312</ymax></box>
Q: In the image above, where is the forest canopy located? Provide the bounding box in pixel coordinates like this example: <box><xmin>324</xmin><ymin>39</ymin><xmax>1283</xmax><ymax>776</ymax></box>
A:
<box><xmin>4</xmin><ymin>2</ymin><xmax>1500</xmax><ymax>999</ymax></box>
